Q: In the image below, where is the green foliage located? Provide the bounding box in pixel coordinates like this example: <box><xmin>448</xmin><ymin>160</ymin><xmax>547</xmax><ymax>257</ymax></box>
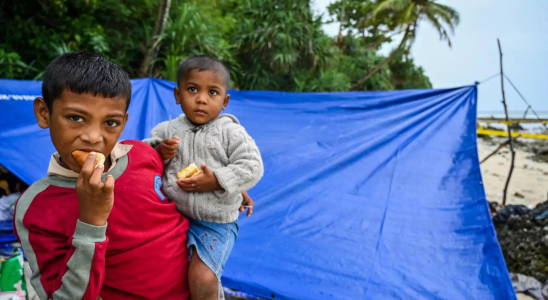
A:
<box><xmin>158</xmin><ymin>2</ymin><xmax>237</xmax><ymax>82</ymax></box>
<box><xmin>329</xmin><ymin>0</ymin><xmax>457</xmax><ymax>90</ymax></box>
<box><xmin>328</xmin><ymin>0</ymin><xmax>397</xmax><ymax>49</ymax></box>
<box><xmin>0</xmin><ymin>0</ymin><xmax>158</xmax><ymax>79</ymax></box>
<box><xmin>0</xmin><ymin>50</ymin><xmax>37</xmax><ymax>79</ymax></box>
<box><xmin>0</xmin><ymin>0</ymin><xmax>440</xmax><ymax>91</ymax></box>
<box><xmin>389</xmin><ymin>50</ymin><xmax>432</xmax><ymax>89</ymax></box>
<box><xmin>228</xmin><ymin>0</ymin><xmax>337</xmax><ymax>90</ymax></box>
<box><xmin>373</xmin><ymin>0</ymin><xmax>460</xmax><ymax>46</ymax></box>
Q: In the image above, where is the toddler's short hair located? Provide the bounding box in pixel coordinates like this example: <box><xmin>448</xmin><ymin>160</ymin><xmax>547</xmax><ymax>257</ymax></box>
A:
<box><xmin>177</xmin><ymin>55</ymin><xmax>230</xmax><ymax>90</ymax></box>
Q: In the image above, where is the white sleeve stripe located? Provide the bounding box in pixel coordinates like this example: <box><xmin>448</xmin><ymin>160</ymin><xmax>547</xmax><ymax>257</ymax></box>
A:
<box><xmin>14</xmin><ymin>180</ymin><xmax>50</xmax><ymax>300</ymax></box>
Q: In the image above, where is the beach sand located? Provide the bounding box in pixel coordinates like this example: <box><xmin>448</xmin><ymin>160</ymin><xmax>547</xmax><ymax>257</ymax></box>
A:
<box><xmin>478</xmin><ymin>138</ymin><xmax>548</xmax><ymax>207</ymax></box>
<box><xmin>517</xmin><ymin>294</ymin><xmax>535</xmax><ymax>300</ymax></box>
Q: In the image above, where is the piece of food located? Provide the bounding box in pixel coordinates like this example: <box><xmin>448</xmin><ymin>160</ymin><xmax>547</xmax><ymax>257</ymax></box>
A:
<box><xmin>72</xmin><ymin>150</ymin><xmax>106</xmax><ymax>169</ymax></box>
<box><xmin>177</xmin><ymin>163</ymin><xmax>202</xmax><ymax>179</ymax></box>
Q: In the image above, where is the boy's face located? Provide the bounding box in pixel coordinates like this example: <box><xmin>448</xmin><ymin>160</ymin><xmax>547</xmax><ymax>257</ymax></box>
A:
<box><xmin>174</xmin><ymin>69</ymin><xmax>230</xmax><ymax>125</ymax></box>
<box><xmin>34</xmin><ymin>89</ymin><xmax>128</xmax><ymax>173</ymax></box>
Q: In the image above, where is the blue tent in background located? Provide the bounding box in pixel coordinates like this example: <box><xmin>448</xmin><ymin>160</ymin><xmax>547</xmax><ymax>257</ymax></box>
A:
<box><xmin>0</xmin><ymin>78</ymin><xmax>515</xmax><ymax>299</ymax></box>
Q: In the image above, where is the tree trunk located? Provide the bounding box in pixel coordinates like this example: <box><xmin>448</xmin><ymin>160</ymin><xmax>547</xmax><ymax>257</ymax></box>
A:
<box><xmin>138</xmin><ymin>0</ymin><xmax>172</xmax><ymax>78</ymax></box>
<box><xmin>349</xmin><ymin>25</ymin><xmax>411</xmax><ymax>91</ymax></box>
<box><xmin>338</xmin><ymin>0</ymin><xmax>346</xmax><ymax>38</ymax></box>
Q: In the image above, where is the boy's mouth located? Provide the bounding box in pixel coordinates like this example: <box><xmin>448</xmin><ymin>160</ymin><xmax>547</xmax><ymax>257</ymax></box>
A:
<box><xmin>70</xmin><ymin>148</ymin><xmax>103</xmax><ymax>162</ymax></box>
<box><xmin>194</xmin><ymin>110</ymin><xmax>207</xmax><ymax>115</ymax></box>
<box><xmin>75</xmin><ymin>148</ymin><xmax>102</xmax><ymax>153</ymax></box>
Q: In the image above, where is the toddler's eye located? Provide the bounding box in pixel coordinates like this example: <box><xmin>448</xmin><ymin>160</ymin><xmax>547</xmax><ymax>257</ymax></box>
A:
<box><xmin>105</xmin><ymin>120</ymin><xmax>120</xmax><ymax>127</ymax></box>
<box><xmin>188</xmin><ymin>87</ymin><xmax>198</xmax><ymax>92</ymax></box>
<box><xmin>68</xmin><ymin>116</ymin><xmax>84</xmax><ymax>122</ymax></box>
<box><xmin>209</xmin><ymin>90</ymin><xmax>218</xmax><ymax>96</ymax></box>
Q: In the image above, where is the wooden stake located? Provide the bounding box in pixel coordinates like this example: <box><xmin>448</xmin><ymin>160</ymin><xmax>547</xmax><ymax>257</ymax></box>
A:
<box><xmin>480</xmin><ymin>135</ymin><xmax>520</xmax><ymax>164</ymax></box>
<box><xmin>498</xmin><ymin>39</ymin><xmax>516</xmax><ymax>206</ymax></box>
<box><xmin>480</xmin><ymin>143</ymin><xmax>508</xmax><ymax>164</ymax></box>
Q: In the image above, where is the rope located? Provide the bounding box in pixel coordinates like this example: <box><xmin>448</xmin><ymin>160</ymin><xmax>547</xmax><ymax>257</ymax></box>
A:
<box><xmin>503</xmin><ymin>74</ymin><xmax>548</xmax><ymax>132</ymax></box>
<box><xmin>521</xmin><ymin>106</ymin><xmax>530</xmax><ymax>119</ymax></box>
<box><xmin>477</xmin><ymin>72</ymin><xmax>500</xmax><ymax>85</ymax></box>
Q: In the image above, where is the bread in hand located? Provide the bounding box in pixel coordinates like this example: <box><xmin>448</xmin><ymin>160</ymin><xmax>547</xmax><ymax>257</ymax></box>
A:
<box><xmin>177</xmin><ymin>163</ymin><xmax>202</xmax><ymax>179</ymax></box>
<box><xmin>72</xmin><ymin>150</ymin><xmax>106</xmax><ymax>169</ymax></box>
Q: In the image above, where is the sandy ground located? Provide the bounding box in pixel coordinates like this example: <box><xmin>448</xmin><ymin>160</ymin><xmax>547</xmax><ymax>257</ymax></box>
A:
<box><xmin>478</xmin><ymin>138</ymin><xmax>548</xmax><ymax>207</ymax></box>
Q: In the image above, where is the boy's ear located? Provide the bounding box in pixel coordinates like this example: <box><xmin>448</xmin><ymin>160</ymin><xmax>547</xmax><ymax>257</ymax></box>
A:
<box><xmin>174</xmin><ymin>87</ymin><xmax>181</xmax><ymax>105</ymax></box>
<box><xmin>222</xmin><ymin>94</ymin><xmax>230</xmax><ymax>110</ymax></box>
<box><xmin>34</xmin><ymin>97</ymin><xmax>50</xmax><ymax>129</ymax></box>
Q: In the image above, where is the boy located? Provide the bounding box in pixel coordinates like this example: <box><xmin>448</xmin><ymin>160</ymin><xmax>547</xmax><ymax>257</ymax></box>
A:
<box><xmin>14</xmin><ymin>52</ymin><xmax>191</xmax><ymax>300</ymax></box>
<box><xmin>145</xmin><ymin>56</ymin><xmax>263</xmax><ymax>300</ymax></box>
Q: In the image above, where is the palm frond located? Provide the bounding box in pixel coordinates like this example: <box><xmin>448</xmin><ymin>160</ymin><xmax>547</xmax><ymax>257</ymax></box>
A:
<box><xmin>424</xmin><ymin>2</ymin><xmax>460</xmax><ymax>33</ymax></box>
<box><xmin>373</xmin><ymin>0</ymin><xmax>410</xmax><ymax>17</ymax></box>
<box><xmin>423</xmin><ymin>10</ymin><xmax>452</xmax><ymax>47</ymax></box>
<box><xmin>400</xmin><ymin>2</ymin><xmax>417</xmax><ymax>25</ymax></box>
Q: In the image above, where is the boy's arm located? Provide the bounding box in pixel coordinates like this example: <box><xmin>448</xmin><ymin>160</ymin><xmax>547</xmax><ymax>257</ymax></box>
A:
<box><xmin>212</xmin><ymin>125</ymin><xmax>264</xmax><ymax>198</ymax></box>
<box><xmin>14</xmin><ymin>195</ymin><xmax>108</xmax><ymax>300</ymax></box>
<box><xmin>14</xmin><ymin>153</ymin><xmax>113</xmax><ymax>300</ymax></box>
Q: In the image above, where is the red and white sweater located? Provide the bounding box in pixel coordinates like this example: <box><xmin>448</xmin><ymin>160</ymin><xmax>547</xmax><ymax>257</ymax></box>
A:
<box><xmin>14</xmin><ymin>140</ymin><xmax>190</xmax><ymax>300</ymax></box>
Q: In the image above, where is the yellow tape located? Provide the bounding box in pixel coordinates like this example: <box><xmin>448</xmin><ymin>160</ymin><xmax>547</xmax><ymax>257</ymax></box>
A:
<box><xmin>477</xmin><ymin>118</ymin><xmax>548</xmax><ymax>125</ymax></box>
<box><xmin>480</xmin><ymin>121</ymin><xmax>548</xmax><ymax>125</ymax></box>
<box><xmin>477</xmin><ymin>128</ymin><xmax>548</xmax><ymax>140</ymax></box>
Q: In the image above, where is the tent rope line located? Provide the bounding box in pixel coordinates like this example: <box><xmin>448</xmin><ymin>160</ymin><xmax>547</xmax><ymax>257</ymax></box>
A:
<box><xmin>503</xmin><ymin>73</ymin><xmax>548</xmax><ymax>132</ymax></box>
<box><xmin>477</xmin><ymin>72</ymin><xmax>500</xmax><ymax>85</ymax></box>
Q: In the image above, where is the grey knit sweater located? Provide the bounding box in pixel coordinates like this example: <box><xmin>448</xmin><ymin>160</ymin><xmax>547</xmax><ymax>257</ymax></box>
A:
<box><xmin>144</xmin><ymin>114</ymin><xmax>263</xmax><ymax>224</ymax></box>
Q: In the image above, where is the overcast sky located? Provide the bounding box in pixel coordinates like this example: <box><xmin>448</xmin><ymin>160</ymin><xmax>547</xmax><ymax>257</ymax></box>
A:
<box><xmin>312</xmin><ymin>0</ymin><xmax>548</xmax><ymax>115</ymax></box>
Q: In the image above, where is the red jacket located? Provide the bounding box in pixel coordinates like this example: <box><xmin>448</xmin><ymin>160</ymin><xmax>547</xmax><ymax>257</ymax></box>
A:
<box><xmin>14</xmin><ymin>140</ymin><xmax>190</xmax><ymax>300</ymax></box>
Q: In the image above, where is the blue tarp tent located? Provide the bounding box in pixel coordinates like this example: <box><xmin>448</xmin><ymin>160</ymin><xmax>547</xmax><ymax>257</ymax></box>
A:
<box><xmin>0</xmin><ymin>78</ymin><xmax>515</xmax><ymax>299</ymax></box>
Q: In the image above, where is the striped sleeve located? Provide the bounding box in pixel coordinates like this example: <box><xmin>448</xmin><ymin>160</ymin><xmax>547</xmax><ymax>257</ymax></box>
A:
<box><xmin>14</xmin><ymin>181</ymin><xmax>108</xmax><ymax>300</ymax></box>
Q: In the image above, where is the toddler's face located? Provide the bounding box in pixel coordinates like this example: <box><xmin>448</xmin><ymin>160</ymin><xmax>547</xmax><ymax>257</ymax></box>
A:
<box><xmin>33</xmin><ymin>89</ymin><xmax>128</xmax><ymax>173</ymax></box>
<box><xmin>175</xmin><ymin>69</ymin><xmax>230</xmax><ymax>125</ymax></box>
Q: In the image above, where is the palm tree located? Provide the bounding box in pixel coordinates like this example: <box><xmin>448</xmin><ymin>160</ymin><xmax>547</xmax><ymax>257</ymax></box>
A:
<box><xmin>349</xmin><ymin>0</ymin><xmax>459</xmax><ymax>91</ymax></box>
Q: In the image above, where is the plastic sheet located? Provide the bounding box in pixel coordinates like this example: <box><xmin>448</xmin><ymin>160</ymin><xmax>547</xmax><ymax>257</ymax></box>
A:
<box><xmin>0</xmin><ymin>79</ymin><xmax>514</xmax><ymax>299</ymax></box>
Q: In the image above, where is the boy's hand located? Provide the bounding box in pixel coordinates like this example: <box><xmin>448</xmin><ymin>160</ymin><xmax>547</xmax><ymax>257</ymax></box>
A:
<box><xmin>155</xmin><ymin>138</ymin><xmax>179</xmax><ymax>160</ymax></box>
<box><xmin>76</xmin><ymin>152</ymin><xmax>115</xmax><ymax>226</ymax></box>
<box><xmin>239</xmin><ymin>191</ymin><xmax>254</xmax><ymax>217</ymax></box>
<box><xmin>176</xmin><ymin>163</ymin><xmax>222</xmax><ymax>192</ymax></box>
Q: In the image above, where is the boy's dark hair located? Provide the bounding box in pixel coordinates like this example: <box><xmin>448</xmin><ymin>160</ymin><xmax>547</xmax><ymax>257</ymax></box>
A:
<box><xmin>177</xmin><ymin>55</ymin><xmax>230</xmax><ymax>90</ymax></box>
<box><xmin>42</xmin><ymin>51</ymin><xmax>132</xmax><ymax>112</ymax></box>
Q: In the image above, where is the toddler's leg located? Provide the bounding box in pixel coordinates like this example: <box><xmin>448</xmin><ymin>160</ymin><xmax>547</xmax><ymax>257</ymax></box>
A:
<box><xmin>188</xmin><ymin>246</ymin><xmax>219</xmax><ymax>300</ymax></box>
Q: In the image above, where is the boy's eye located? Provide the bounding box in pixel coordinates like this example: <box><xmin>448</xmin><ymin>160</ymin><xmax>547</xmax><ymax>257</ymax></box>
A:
<box><xmin>188</xmin><ymin>87</ymin><xmax>197</xmax><ymax>93</ymax></box>
<box><xmin>67</xmin><ymin>115</ymin><xmax>84</xmax><ymax>122</ymax></box>
<box><xmin>209</xmin><ymin>90</ymin><xmax>219</xmax><ymax>96</ymax></box>
<box><xmin>105</xmin><ymin>120</ymin><xmax>120</xmax><ymax>127</ymax></box>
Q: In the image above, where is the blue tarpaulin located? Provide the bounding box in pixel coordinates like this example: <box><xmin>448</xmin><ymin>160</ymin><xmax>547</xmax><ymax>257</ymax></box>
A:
<box><xmin>0</xmin><ymin>78</ymin><xmax>515</xmax><ymax>299</ymax></box>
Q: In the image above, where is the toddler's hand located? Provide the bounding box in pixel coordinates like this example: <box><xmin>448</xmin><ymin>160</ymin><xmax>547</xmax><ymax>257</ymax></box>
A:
<box><xmin>155</xmin><ymin>138</ymin><xmax>179</xmax><ymax>160</ymax></box>
<box><xmin>239</xmin><ymin>191</ymin><xmax>254</xmax><ymax>217</ymax></box>
<box><xmin>76</xmin><ymin>152</ymin><xmax>114</xmax><ymax>226</ymax></box>
<box><xmin>176</xmin><ymin>163</ymin><xmax>222</xmax><ymax>192</ymax></box>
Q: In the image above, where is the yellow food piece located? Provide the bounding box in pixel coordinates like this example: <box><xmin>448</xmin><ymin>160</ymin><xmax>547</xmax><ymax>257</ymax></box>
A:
<box><xmin>72</xmin><ymin>150</ymin><xmax>106</xmax><ymax>169</ymax></box>
<box><xmin>177</xmin><ymin>163</ymin><xmax>202</xmax><ymax>179</ymax></box>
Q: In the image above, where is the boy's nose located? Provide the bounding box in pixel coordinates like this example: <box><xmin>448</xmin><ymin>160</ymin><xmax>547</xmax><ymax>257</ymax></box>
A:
<box><xmin>80</xmin><ymin>129</ymin><xmax>103</xmax><ymax>144</ymax></box>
